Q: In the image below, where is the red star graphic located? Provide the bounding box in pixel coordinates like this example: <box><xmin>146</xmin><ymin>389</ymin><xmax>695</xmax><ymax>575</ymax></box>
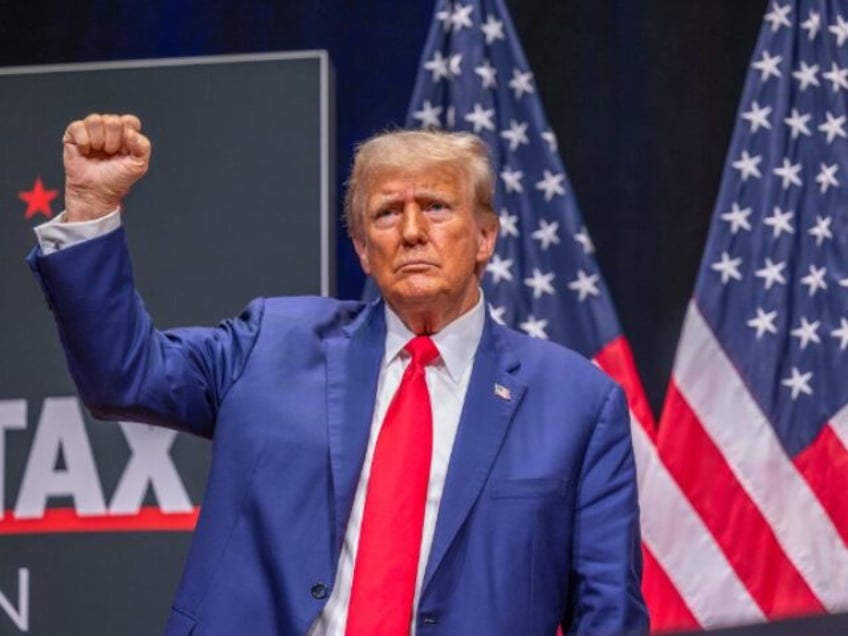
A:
<box><xmin>19</xmin><ymin>177</ymin><xmax>59</xmax><ymax>220</ymax></box>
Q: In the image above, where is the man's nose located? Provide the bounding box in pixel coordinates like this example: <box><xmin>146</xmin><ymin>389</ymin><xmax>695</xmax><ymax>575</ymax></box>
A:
<box><xmin>400</xmin><ymin>203</ymin><xmax>428</xmax><ymax>243</ymax></box>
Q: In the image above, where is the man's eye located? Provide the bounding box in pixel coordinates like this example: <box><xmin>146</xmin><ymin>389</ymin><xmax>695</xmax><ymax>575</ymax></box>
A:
<box><xmin>427</xmin><ymin>202</ymin><xmax>449</xmax><ymax>212</ymax></box>
<box><xmin>372</xmin><ymin>208</ymin><xmax>398</xmax><ymax>226</ymax></box>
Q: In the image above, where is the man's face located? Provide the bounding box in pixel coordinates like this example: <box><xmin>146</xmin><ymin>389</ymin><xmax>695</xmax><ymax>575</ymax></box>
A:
<box><xmin>353</xmin><ymin>165</ymin><xmax>497</xmax><ymax>327</ymax></box>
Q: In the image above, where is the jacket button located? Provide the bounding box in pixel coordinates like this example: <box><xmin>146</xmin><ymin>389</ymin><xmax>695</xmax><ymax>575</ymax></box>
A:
<box><xmin>311</xmin><ymin>583</ymin><xmax>328</xmax><ymax>599</ymax></box>
<box><xmin>421</xmin><ymin>614</ymin><xmax>438</xmax><ymax>624</ymax></box>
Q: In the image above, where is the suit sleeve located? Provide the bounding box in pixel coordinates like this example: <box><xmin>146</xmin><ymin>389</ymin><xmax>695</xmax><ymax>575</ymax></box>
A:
<box><xmin>565</xmin><ymin>383</ymin><xmax>649</xmax><ymax>635</ymax></box>
<box><xmin>27</xmin><ymin>226</ymin><xmax>262</xmax><ymax>438</ymax></box>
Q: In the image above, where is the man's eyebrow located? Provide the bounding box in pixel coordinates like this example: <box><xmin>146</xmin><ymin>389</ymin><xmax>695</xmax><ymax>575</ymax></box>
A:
<box><xmin>370</xmin><ymin>189</ymin><xmax>453</xmax><ymax>206</ymax></box>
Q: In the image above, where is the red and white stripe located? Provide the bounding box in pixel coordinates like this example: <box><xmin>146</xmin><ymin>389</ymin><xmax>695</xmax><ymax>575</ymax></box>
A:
<box><xmin>642</xmin><ymin>302</ymin><xmax>848</xmax><ymax>631</ymax></box>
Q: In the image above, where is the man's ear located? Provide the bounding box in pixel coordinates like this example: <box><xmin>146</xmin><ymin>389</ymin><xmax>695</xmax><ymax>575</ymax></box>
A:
<box><xmin>476</xmin><ymin>210</ymin><xmax>499</xmax><ymax>263</ymax></box>
<box><xmin>353</xmin><ymin>237</ymin><xmax>371</xmax><ymax>275</ymax></box>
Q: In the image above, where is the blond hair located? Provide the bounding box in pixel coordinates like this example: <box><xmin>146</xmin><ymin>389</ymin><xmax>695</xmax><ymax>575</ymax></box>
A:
<box><xmin>344</xmin><ymin>129</ymin><xmax>495</xmax><ymax>241</ymax></box>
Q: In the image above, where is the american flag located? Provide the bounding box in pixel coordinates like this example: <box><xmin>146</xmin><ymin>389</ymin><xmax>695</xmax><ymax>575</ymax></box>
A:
<box><xmin>406</xmin><ymin>0</ymin><xmax>657</xmax><ymax>503</ymax></box>
<box><xmin>645</xmin><ymin>0</ymin><xmax>848</xmax><ymax>629</ymax></box>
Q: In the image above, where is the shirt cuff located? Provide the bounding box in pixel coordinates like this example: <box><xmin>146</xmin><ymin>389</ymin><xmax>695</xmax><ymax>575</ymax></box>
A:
<box><xmin>34</xmin><ymin>208</ymin><xmax>122</xmax><ymax>255</ymax></box>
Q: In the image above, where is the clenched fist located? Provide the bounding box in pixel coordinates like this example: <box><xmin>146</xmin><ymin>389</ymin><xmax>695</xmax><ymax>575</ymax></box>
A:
<box><xmin>63</xmin><ymin>113</ymin><xmax>152</xmax><ymax>222</ymax></box>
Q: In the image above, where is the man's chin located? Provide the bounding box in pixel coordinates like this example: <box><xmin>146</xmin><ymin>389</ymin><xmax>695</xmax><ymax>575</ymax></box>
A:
<box><xmin>387</xmin><ymin>280</ymin><xmax>444</xmax><ymax>306</ymax></box>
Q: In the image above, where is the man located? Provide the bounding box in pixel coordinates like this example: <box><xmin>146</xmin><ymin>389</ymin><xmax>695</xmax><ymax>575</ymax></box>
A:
<box><xmin>30</xmin><ymin>113</ymin><xmax>647</xmax><ymax>635</ymax></box>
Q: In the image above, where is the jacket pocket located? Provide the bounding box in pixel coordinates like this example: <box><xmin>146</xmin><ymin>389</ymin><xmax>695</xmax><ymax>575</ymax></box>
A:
<box><xmin>490</xmin><ymin>477</ymin><xmax>568</xmax><ymax>499</ymax></box>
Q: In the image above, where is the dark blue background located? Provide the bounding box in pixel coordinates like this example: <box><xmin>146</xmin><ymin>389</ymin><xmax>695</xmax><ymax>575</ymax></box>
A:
<box><xmin>0</xmin><ymin>0</ymin><xmax>768</xmax><ymax>414</ymax></box>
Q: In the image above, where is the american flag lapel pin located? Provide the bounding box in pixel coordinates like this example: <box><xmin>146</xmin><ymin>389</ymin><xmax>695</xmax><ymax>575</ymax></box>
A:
<box><xmin>494</xmin><ymin>383</ymin><xmax>511</xmax><ymax>401</ymax></box>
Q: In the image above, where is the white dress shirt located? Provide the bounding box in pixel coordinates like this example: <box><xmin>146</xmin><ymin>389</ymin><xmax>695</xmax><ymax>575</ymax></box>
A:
<box><xmin>310</xmin><ymin>297</ymin><xmax>484</xmax><ymax>635</ymax></box>
<box><xmin>34</xmin><ymin>208</ymin><xmax>122</xmax><ymax>254</ymax></box>
<box><xmin>34</xmin><ymin>210</ymin><xmax>486</xmax><ymax>636</ymax></box>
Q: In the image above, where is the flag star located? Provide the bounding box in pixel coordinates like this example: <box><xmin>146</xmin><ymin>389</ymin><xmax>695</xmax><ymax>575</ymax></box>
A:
<box><xmin>412</xmin><ymin>100</ymin><xmax>443</xmax><ymax>128</ymax></box>
<box><xmin>831</xmin><ymin>317</ymin><xmax>848</xmax><ymax>350</ymax></box>
<box><xmin>574</xmin><ymin>226</ymin><xmax>594</xmax><ymax>254</ymax></box>
<box><xmin>815</xmin><ymin>162</ymin><xmax>839</xmax><ymax>193</ymax></box>
<box><xmin>732</xmin><ymin>150</ymin><xmax>762</xmax><ymax>180</ymax></box>
<box><xmin>752</xmin><ymin>50</ymin><xmax>783</xmax><ymax>82</ymax></box>
<box><xmin>790</xmin><ymin>317</ymin><xmax>821</xmax><ymax>349</ymax></box>
<box><xmin>524</xmin><ymin>268</ymin><xmax>556</xmax><ymax>299</ymax></box>
<box><xmin>568</xmin><ymin>269</ymin><xmax>601</xmax><ymax>301</ymax></box>
<box><xmin>793</xmin><ymin>62</ymin><xmax>820</xmax><ymax>91</ymax></box>
<box><xmin>531</xmin><ymin>218</ymin><xmax>560</xmax><ymax>250</ymax></box>
<box><xmin>436</xmin><ymin>5</ymin><xmax>453</xmax><ymax>31</ymax></box>
<box><xmin>841</xmin><ymin>278</ymin><xmax>848</xmax><ymax>287</ymax></box>
<box><xmin>811</xmin><ymin>214</ymin><xmax>836</xmax><ymax>245</ymax></box>
<box><xmin>499</xmin><ymin>209</ymin><xmax>519</xmax><ymax>237</ymax></box>
<box><xmin>519</xmin><ymin>315</ymin><xmax>549</xmax><ymax>339</ymax></box>
<box><xmin>500</xmin><ymin>119</ymin><xmax>529</xmax><ymax>151</ymax></box>
<box><xmin>486</xmin><ymin>253</ymin><xmax>513</xmax><ymax>283</ymax></box>
<box><xmin>773</xmin><ymin>158</ymin><xmax>803</xmax><ymax>189</ymax></box>
<box><xmin>500</xmin><ymin>167</ymin><xmax>524</xmax><ymax>193</ymax></box>
<box><xmin>755</xmin><ymin>258</ymin><xmax>787</xmax><ymax>290</ymax></box>
<box><xmin>823</xmin><ymin>62</ymin><xmax>848</xmax><ymax>91</ymax></box>
<box><xmin>464</xmin><ymin>102</ymin><xmax>495</xmax><ymax>133</ymax></box>
<box><xmin>747</xmin><ymin>307</ymin><xmax>779</xmax><ymax>338</ymax></box>
<box><xmin>764</xmin><ymin>2</ymin><xmax>792</xmax><ymax>32</ymax></box>
<box><xmin>447</xmin><ymin>53</ymin><xmax>463</xmax><ymax>78</ymax></box>
<box><xmin>480</xmin><ymin>14</ymin><xmax>505</xmax><ymax>44</ymax></box>
<box><xmin>534</xmin><ymin>170</ymin><xmax>566</xmax><ymax>201</ymax></box>
<box><xmin>818</xmin><ymin>111</ymin><xmax>847</xmax><ymax>143</ymax></box>
<box><xmin>488</xmin><ymin>304</ymin><xmax>507</xmax><ymax>325</ymax></box>
<box><xmin>742</xmin><ymin>101</ymin><xmax>773</xmax><ymax>132</ymax></box>
<box><xmin>801</xmin><ymin>11</ymin><xmax>821</xmax><ymax>40</ymax></box>
<box><xmin>508</xmin><ymin>68</ymin><xmax>535</xmax><ymax>99</ymax></box>
<box><xmin>424</xmin><ymin>51</ymin><xmax>451</xmax><ymax>81</ymax></box>
<box><xmin>721</xmin><ymin>202</ymin><xmax>753</xmax><ymax>234</ymax></box>
<box><xmin>450</xmin><ymin>3</ymin><xmax>474</xmax><ymax>31</ymax></box>
<box><xmin>763</xmin><ymin>206</ymin><xmax>795</xmax><ymax>237</ymax></box>
<box><xmin>829</xmin><ymin>14</ymin><xmax>848</xmax><ymax>46</ymax></box>
<box><xmin>781</xmin><ymin>367</ymin><xmax>813</xmax><ymax>399</ymax></box>
<box><xmin>474</xmin><ymin>59</ymin><xmax>497</xmax><ymax>89</ymax></box>
<box><xmin>711</xmin><ymin>251</ymin><xmax>743</xmax><ymax>284</ymax></box>
<box><xmin>784</xmin><ymin>108</ymin><xmax>812</xmax><ymax>138</ymax></box>
<box><xmin>541</xmin><ymin>130</ymin><xmax>557</xmax><ymax>152</ymax></box>
<box><xmin>800</xmin><ymin>264</ymin><xmax>828</xmax><ymax>296</ymax></box>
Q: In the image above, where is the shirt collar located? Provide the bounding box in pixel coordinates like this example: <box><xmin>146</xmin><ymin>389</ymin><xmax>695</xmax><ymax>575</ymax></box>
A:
<box><xmin>383</xmin><ymin>292</ymin><xmax>486</xmax><ymax>383</ymax></box>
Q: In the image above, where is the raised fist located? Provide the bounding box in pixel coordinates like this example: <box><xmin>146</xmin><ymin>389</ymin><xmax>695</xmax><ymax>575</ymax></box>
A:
<box><xmin>63</xmin><ymin>113</ymin><xmax>152</xmax><ymax>222</ymax></box>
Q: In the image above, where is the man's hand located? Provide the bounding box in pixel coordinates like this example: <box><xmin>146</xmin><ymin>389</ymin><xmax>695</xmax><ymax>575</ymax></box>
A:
<box><xmin>63</xmin><ymin>113</ymin><xmax>152</xmax><ymax>222</ymax></box>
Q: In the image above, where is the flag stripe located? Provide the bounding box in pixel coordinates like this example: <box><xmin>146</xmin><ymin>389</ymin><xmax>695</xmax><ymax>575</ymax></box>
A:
<box><xmin>674</xmin><ymin>302</ymin><xmax>848</xmax><ymax>612</ymax></box>
<box><xmin>626</xmin><ymin>397</ymin><xmax>656</xmax><ymax>499</ymax></box>
<box><xmin>661</xmin><ymin>382</ymin><xmax>824</xmax><ymax>617</ymax></box>
<box><xmin>635</xmin><ymin>418</ymin><xmax>764</xmax><ymax>629</ymax></box>
<box><xmin>793</xmin><ymin>423</ymin><xmax>848</xmax><ymax>547</ymax></box>
<box><xmin>832</xmin><ymin>403</ymin><xmax>848</xmax><ymax>452</ymax></box>
<box><xmin>595</xmin><ymin>335</ymin><xmax>656</xmax><ymax>442</ymax></box>
<box><xmin>641</xmin><ymin>543</ymin><xmax>699</xmax><ymax>633</ymax></box>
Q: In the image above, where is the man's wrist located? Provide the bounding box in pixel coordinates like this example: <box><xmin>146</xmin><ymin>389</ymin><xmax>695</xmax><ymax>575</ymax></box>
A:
<box><xmin>64</xmin><ymin>184</ymin><xmax>122</xmax><ymax>222</ymax></box>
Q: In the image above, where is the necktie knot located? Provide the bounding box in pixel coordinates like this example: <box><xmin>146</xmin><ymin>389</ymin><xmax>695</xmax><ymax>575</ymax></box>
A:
<box><xmin>405</xmin><ymin>335</ymin><xmax>439</xmax><ymax>367</ymax></box>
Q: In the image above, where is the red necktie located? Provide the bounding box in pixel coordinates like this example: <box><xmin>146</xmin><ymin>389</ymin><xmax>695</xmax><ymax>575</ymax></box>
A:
<box><xmin>346</xmin><ymin>335</ymin><xmax>439</xmax><ymax>635</ymax></box>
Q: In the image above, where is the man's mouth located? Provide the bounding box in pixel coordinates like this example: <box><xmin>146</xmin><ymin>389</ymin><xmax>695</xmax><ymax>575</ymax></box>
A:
<box><xmin>396</xmin><ymin>260</ymin><xmax>436</xmax><ymax>272</ymax></box>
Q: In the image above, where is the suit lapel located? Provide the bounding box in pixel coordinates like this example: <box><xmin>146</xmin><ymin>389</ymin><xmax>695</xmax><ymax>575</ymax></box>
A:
<box><xmin>422</xmin><ymin>319</ymin><xmax>527</xmax><ymax>591</ymax></box>
<box><xmin>325</xmin><ymin>301</ymin><xmax>385</xmax><ymax>553</ymax></box>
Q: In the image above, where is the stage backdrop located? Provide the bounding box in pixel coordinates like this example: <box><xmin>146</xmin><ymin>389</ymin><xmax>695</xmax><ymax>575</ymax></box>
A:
<box><xmin>0</xmin><ymin>52</ymin><xmax>333</xmax><ymax>635</ymax></box>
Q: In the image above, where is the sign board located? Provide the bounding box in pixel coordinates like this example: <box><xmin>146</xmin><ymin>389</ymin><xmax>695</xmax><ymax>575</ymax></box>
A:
<box><xmin>0</xmin><ymin>51</ymin><xmax>333</xmax><ymax>634</ymax></box>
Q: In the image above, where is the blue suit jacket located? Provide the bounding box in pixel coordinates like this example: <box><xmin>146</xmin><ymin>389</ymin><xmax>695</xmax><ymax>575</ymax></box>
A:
<box><xmin>30</xmin><ymin>227</ymin><xmax>647</xmax><ymax>635</ymax></box>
